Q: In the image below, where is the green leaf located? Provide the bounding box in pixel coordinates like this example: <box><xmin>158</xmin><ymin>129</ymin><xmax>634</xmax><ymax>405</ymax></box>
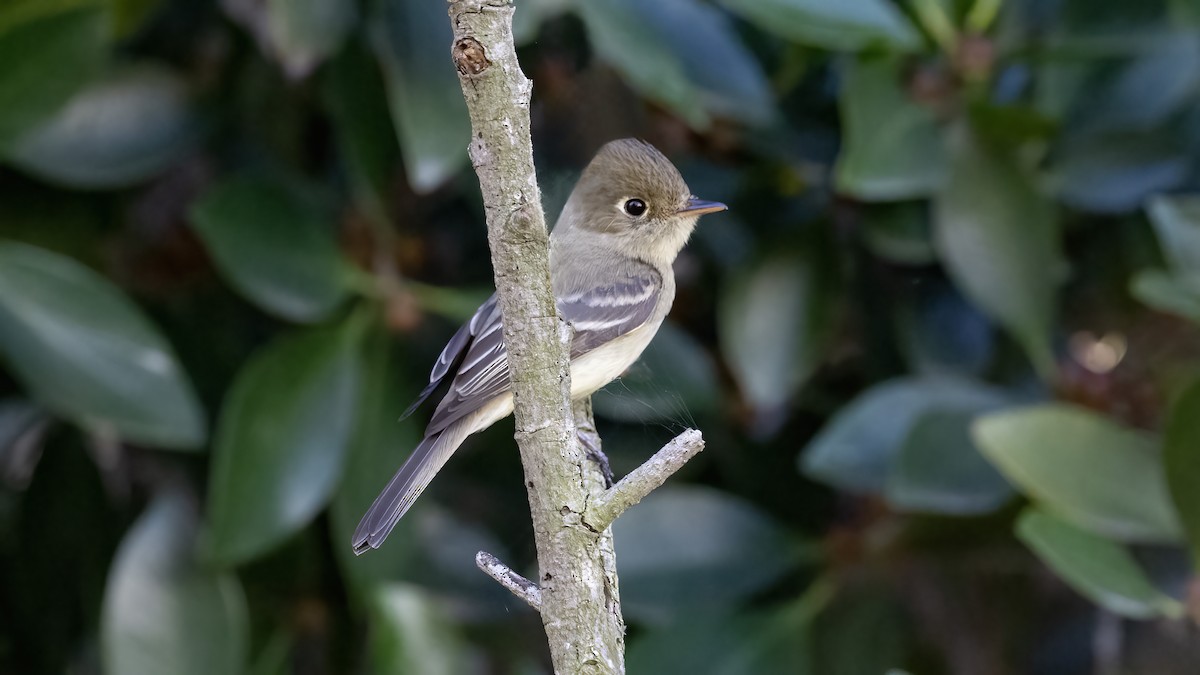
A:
<box><xmin>1050</xmin><ymin>131</ymin><xmax>1190</xmax><ymax>214</ymax></box>
<box><xmin>802</xmin><ymin>376</ymin><xmax>1008</xmax><ymax>494</ymax></box>
<box><xmin>860</xmin><ymin>202</ymin><xmax>937</xmax><ymax>265</ymax></box>
<box><xmin>1016</xmin><ymin>508</ymin><xmax>1184</xmax><ymax>619</ymax></box>
<box><xmin>0</xmin><ymin>6</ymin><xmax>105</xmax><ymax>151</ymax></box>
<box><xmin>1065</xmin><ymin>30</ymin><xmax>1200</xmax><ymax>137</ymax></box>
<box><xmin>835</xmin><ymin>55</ymin><xmax>946</xmax><ymax>200</ymax></box>
<box><xmin>264</xmin><ymin>0</ymin><xmax>356</xmax><ymax>78</ymax></box>
<box><xmin>370</xmin><ymin>0</ymin><xmax>470</xmax><ymax>193</ymax></box>
<box><xmin>190</xmin><ymin>175</ymin><xmax>353</xmax><ymax>323</ymax></box>
<box><xmin>575</xmin><ymin>0</ymin><xmax>709</xmax><ymax>129</ymax></box>
<box><xmin>593</xmin><ymin>322</ymin><xmax>720</xmax><ymax>423</ymax></box>
<box><xmin>0</xmin><ymin>398</ymin><xmax>44</xmax><ymax>458</ymax></box>
<box><xmin>0</xmin><ymin>242</ymin><xmax>205</xmax><ymax>448</ymax></box>
<box><xmin>895</xmin><ymin>279</ymin><xmax>996</xmax><ymax>377</ymax></box>
<box><xmin>108</xmin><ymin>0</ymin><xmax>162</xmax><ymax>38</ymax></box>
<box><xmin>5</xmin><ymin>65</ymin><xmax>200</xmax><ymax>189</ymax></box>
<box><xmin>636</xmin><ymin>0</ymin><xmax>775</xmax><ymax>126</ymax></box>
<box><xmin>627</xmin><ymin>608</ymin><xmax>811</xmax><ymax>675</ymax></box>
<box><xmin>1131</xmin><ymin>270</ymin><xmax>1200</xmax><ymax>323</ymax></box>
<box><xmin>933</xmin><ymin>122</ymin><xmax>1059</xmax><ymax>376</ymax></box>
<box><xmin>330</xmin><ymin>329</ymin><xmax>423</xmax><ymax>597</ymax></box>
<box><xmin>1147</xmin><ymin>194</ymin><xmax>1200</xmax><ymax>276</ymax></box>
<box><xmin>812</xmin><ymin>585</ymin><xmax>909</xmax><ymax>675</ymax></box>
<box><xmin>512</xmin><ymin>0</ymin><xmax>570</xmax><ymax>45</ymax></box>
<box><xmin>322</xmin><ymin>42</ymin><xmax>400</xmax><ymax>221</ymax></box>
<box><xmin>974</xmin><ymin>404</ymin><xmax>1182</xmax><ymax>543</ymax></box>
<box><xmin>715</xmin><ymin>0</ymin><xmax>920</xmax><ymax>52</ymax></box>
<box><xmin>206</xmin><ymin>317</ymin><xmax>365</xmax><ymax>565</ymax></box>
<box><xmin>0</xmin><ymin>0</ymin><xmax>101</xmax><ymax>31</ymax></box>
<box><xmin>719</xmin><ymin>246</ymin><xmax>837</xmax><ymax>421</ymax></box>
<box><xmin>102</xmin><ymin>490</ymin><xmax>249</xmax><ymax>675</ymax></box>
<box><xmin>886</xmin><ymin>409</ymin><xmax>1013</xmax><ymax>515</ymax></box>
<box><xmin>369</xmin><ymin>584</ymin><xmax>469</xmax><ymax>675</ymax></box>
<box><xmin>1164</xmin><ymin>377</ymin><xmax>1200</xmax><ymax>560</ymax></box>
<box><xmin>613</xmin><ymin>486</ymin><xmax>804</xmax><ymax>622</ymax></box>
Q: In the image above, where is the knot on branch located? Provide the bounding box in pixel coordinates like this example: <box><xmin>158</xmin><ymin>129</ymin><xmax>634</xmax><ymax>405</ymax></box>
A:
<box><xmin>453</xmin><ymin>37</ymin><xmax>491</xmax><ymax>76</ymax></box>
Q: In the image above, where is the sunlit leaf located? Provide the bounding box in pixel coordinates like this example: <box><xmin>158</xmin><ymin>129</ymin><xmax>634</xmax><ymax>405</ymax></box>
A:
<box><xmin>206</xmin><ymin>316</ymin><xmax>366</xmax><ymax>564</ymax></box>
<box><xmin>369</xmin><ymin>584</ymin><xmax>469</xmax><ymax>675</ymax></box>
<box><xmin>1164</xmin><ymin>377</ymin><xmax>1200</xmax><ymax>559</ymax></box>
<box><xmin>370</xmin><ymin>0</ymin><xmax>470</xmax><ymax>192</ymax></box>
<box><xmin>613</xmin><ymin>486</ymin><xmax>806</xmax><ymax>622</ymax></box>
<box><xmin>802</xmin><ymin>377</ymin><xmax>1008</xmax><ymax>494</ymax></box>
<box><xmin>1017</xmin><ymin>508</ymin><xmax>1184</xmax><ymax>619</ymax></box>
<box><xmin>575</xmin><ymin>0</ymin><xmax>707</xmax><ymax>129</ymax></box>
<box><xmin>593</xmin><ymin>322</ymin><xmax>719</xmax><ymax>424</ymax></box>
<box><xmin>886</xmin><ymin>409</ymin><xmax>1013</xmax><ymax>515</ymax></box>
<box><xmin>934</xmin><ymin>122</ymin><xmax>1059</xmax><ymax>376</ymax></box>
<box><xmin>715</xmin><ymin>0</ymin><xmax>920</xmax><ymax>52</ymax></box>
<box><xmin>836</xmin><ymin>55</ymin><xmax>945</xmax><ymax>200</ymax></box>
<box><xmin>0</xmin><ymin>6</ymin><xmax>104</xmax><ymax>151</ymax></box>
<box><xmin>974</xmin><ymin>404</ymin><xmax>1182</xmax><ymax>543</ymax></box>
<box><xmin>102</xmin><ymin>490</ymin><xmax>249</xmax><ymax>675</ymax></box>
<box><xmin>5</xmin><ymin>64</ymin><xmax>199</xmax><ymax>189</ymax></box>
<box><xmin>190</xmin><ymin>175</ymin><xmax>353</xmax><ymax>323</ymax></box>
<box><xmin>0</xmin><ymin>242</ymin><xmax>205</xmax><ymax>448</ymax></box>
<box><xmin>719</xmin><ymin>246</ymin><xmax>838</xmax><ymax>424</ymax></box>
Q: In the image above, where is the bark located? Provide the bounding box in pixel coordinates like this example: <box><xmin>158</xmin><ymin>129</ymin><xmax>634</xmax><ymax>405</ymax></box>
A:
<box><xmin>446</xmin><ymin>2</ymin><xmax>705</xmax><ymax>671</ymax></box>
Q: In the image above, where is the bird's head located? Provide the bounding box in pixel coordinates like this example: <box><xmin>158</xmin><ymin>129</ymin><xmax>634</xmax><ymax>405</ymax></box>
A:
<box><xmin>555</xmin><ymin>139</ymin><xmax>726</xmax><ymax>266</ymax></box>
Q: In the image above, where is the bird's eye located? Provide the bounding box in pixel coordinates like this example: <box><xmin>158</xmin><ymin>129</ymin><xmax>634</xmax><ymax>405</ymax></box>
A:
<box><xmin>623</xmin><ymin>198</ymin><xmax>647</xmax><ymax>217</ymax></box>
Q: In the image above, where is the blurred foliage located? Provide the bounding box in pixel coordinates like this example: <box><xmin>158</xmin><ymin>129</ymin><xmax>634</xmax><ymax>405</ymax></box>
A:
<box><xmin>2</xmin><ymin>0</ymin><xmax>1200</xmax><ymax>673</ymax></box>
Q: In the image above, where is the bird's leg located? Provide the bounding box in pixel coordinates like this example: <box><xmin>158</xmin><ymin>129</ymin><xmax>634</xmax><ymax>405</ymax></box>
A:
<box><xmin>573</xmin><ymin>399</ymin><xmax>614</xmax><ymax>488</ymax></box>
<box><xmin>579</xmin><ymin>430</ymin><xmax>614</xmax><ymax>488</ymax></box>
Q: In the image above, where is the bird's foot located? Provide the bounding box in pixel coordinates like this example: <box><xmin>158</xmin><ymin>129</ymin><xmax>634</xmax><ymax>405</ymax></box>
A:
<box><xmin>577</xmin><ymin>427</ymin><xmax>615</xmax><ymax>487</ymax></box>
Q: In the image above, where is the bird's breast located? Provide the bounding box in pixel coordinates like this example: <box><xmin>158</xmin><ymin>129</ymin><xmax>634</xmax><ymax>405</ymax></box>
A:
<box><xmin>569</xmin><ymin>319</ymin><xmax>662</xmax><ymax>399</ymax></box>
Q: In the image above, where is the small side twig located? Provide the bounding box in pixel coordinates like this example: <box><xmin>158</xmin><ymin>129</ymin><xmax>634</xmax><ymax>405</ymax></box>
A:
<box><xmin>476</xmin><ymin>551</ymin><xmax>542</xmax><ymax>611</ymax></box>
<box><xmin>584</xmin><ymin>430</ymin><xmax>705</xmax><ymax>531</ymax></box>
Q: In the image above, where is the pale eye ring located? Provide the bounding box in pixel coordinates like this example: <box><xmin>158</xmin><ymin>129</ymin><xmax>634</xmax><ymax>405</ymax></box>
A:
<box><xmin>623</xmin><ymin>198</ymin><xmax>647</xmax><ymax>217</ymax></box>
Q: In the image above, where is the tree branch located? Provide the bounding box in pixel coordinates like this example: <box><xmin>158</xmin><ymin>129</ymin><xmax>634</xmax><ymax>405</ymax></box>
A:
<box><xmin>585</xmin><ymin>429</ymin><xmax>706</xmax><ymax>532</ymax></box>
<box><xmin>447</xmin><ymin>2</ymin><xmax>624</xmax><ymax>672</ymax></box>
<box><xmin>476</xmin><ymin>551</ymin><xmax>542</xmax><ymax>611</ymax></box>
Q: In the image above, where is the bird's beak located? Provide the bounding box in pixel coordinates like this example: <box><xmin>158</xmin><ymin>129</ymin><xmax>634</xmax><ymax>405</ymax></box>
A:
<box><xmin>678</xmin><ymin>197</ymin><xmax>727</xmax><ymax>216</ymax></box>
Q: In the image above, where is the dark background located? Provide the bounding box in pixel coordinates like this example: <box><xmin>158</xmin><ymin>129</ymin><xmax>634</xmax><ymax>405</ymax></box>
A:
<box><xmin>2</xmin><ymin>0</ymin><xmax>1200</xmax><ymax>673</ymax></box>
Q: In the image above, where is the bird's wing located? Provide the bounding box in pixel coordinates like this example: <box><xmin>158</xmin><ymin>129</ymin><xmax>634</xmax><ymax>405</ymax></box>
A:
<box><xmin>558</xmin><ymin>267</ymin><xmax>662</xmax><ymax>353</ymax></box>
<box><xmin>423</xmin><ymin>269</ymin><xmax>662</xmax><ymax>435</ymax></box>
<box><xmin>400</xmin><ymin>294</ymin><xmax>500</xmax><ymax>420</ymax></box>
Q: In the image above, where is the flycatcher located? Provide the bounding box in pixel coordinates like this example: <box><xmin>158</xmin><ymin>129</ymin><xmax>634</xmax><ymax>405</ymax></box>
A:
<box><xmin>353</xmin><ymin>138</ymin><xmax>726</xmax><ymax>554</ymax></box>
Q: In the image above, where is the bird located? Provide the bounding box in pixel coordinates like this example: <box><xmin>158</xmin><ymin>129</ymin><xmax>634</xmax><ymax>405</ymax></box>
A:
<box><xmin>352</xmin><ymin>138</ymin><xmax>726</xmax><ymax>554</ymax></box>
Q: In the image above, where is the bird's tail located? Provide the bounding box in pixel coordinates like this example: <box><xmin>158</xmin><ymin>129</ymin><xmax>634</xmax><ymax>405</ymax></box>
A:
<box><xmin>351</xmin><ymin>422</ymin><xmax>470</xmax><ymax>555</ymax></box>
